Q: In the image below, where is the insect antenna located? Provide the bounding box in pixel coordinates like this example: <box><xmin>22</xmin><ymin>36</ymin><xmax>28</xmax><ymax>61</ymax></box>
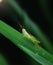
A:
<box><xmin>18</xmin><ymin>22</ymin><xmax>23</xmax><ymax>29</ymax></box>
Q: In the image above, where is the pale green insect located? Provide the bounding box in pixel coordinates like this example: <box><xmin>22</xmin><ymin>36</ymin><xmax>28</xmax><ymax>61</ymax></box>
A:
<box><xmin>18</xmin><ymin>23</ymin><xmax>40</xmax><ymax>44</ymax></box>
<box><xmin>22</xmin><ymin>28</ymin><xmax>40</xmax><ymax>44</ymax></box>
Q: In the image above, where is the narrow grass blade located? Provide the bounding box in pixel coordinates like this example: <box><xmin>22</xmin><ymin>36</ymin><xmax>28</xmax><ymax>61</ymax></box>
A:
<box><xmin>0</xmin><ymin>20</ymin><xmax>53</xmax><ymax>65</ymax></box>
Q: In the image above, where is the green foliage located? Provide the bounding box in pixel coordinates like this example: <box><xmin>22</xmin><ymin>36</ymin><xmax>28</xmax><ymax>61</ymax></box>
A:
<box><xmin>0</xmin><ymin>0</ymin><xmax>53</xmax><ymax>65</ymax></box>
